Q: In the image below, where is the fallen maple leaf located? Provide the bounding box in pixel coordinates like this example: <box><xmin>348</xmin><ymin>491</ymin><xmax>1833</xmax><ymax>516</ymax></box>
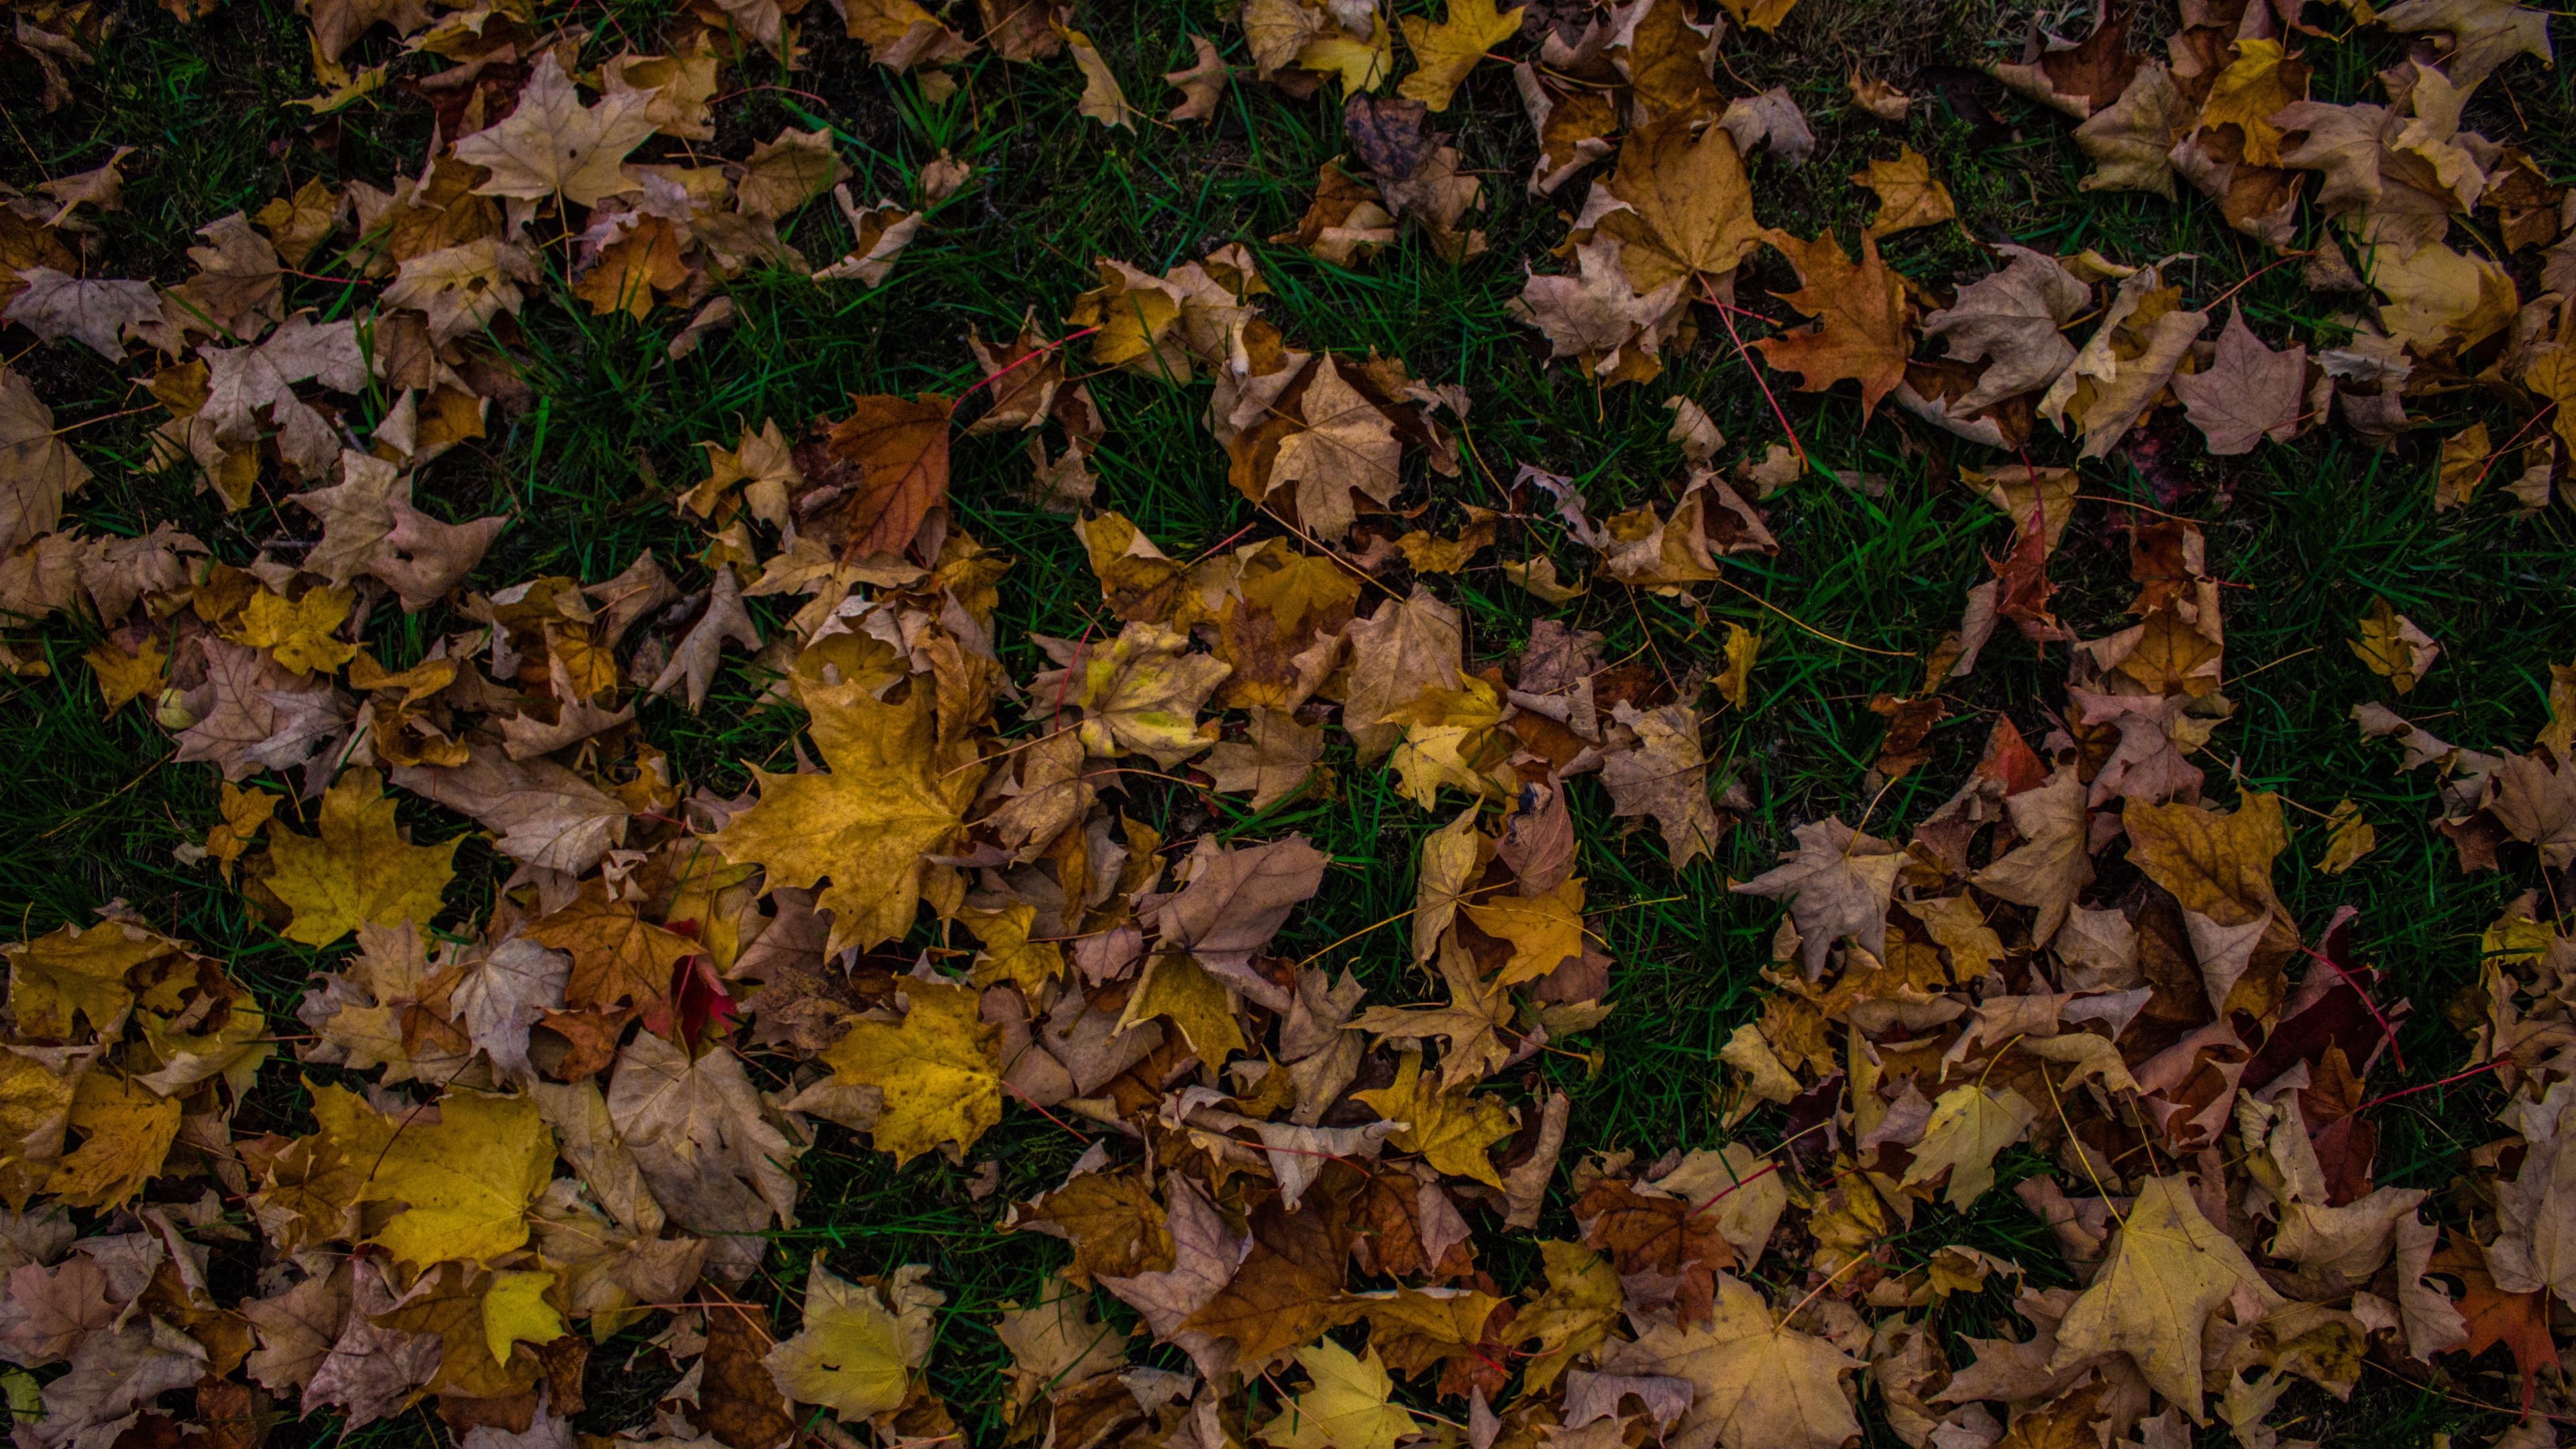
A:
<box><xmin>1601</xmin><ymin>700</ymin><xmax>1728</xmax><ymax>867</ymax></box>
<box><xmin>1203</xmin><ymin>706</ymin><xmax>1325</xmax><ymax>810</ymax></box>
<box><xmin>765</xmin><ymin>1254</ymin><xmax>938</xmax><ymax>1417</ymax></box>
<box><xmin>526</xmin><ymin>878</ymin><xmax>696</xmax><ymax>1026</ymax></box>
<box><xmin>2169</xmin><ymin>305</ymin><xmax>2308</xmax><ymax>455</ymax></box>
<box><xmin>1596</xmin><ymin>111</ymin><xmax>1766</xmax><ymax>294</ymax></box>
<box><xmin>1969</xmin><ymin>766</ymin><xmax>2094</xmax><ymax>945</ymax></box>
<box><xmin>822</xmin><ymin>392</ymin><xmax>955</xmax><ymax>561</ymax></box>
<box><xmin>266</xmin><ymin>767</ymin><xmax>459</xmax><ymax>947</ymax></box>
<box><xmin>2047</xmin><ymin>1175</ymin><xmax>2284</xmax><ymax>1408</ymax></box>
<box><xmin>821</xmin><ymin>977</ymin><xmax>1002</xmax><ymax>1165</ymax></box>
<box><xmin>1396</xmin><ymin>0</ymin><xmax>1521</xmax><ymax>111</ymax></box>
<box><xmin>1919</xmin><ymin>246</ymin><xmax>2091</xmax><ymax>411</ymax></box>
<box><xmin>1260</xmin><ymin>1340</ymin><xmax>1420</xmax><ymax>1449</ymax></box>
<box><xmin>710</xmin><ymin>674</ymin><xmax>983</xmax><ymax>956</ymax></box>
<box><xmin>1901</xmin><ymin>1084</ymin><xmax>2039</xmax><ymax>1207</ymax></box>
<box><xmin>0</xmin><ymin>367</ymin><xmax>90</xmax><ymax>557</ymax></box>
<box><xmin>1601</xmin><ymin>1272</ymin><xmax>1862</xmax><ymax>1449</ymax></box>
<box><xmin>1854</xmin><ymin>146</ymin><xmax>1956</xmax><ymax>238</ymax></box>
<box><xmin>1355</xmin><ymin>1049</ymin><xmax>1515</xmax><ymax>1187</ymax></box>
<box><xmin>1753</xmin><ymin>229</ymin><xmax>1913</xmax><ymax>423</ymax></box>
<box><xmin>453</xmin><ymin>56</ymin><xmax>654</xmax><ymax>208</ymax></box>
<box><xmin>356</xmin><ymin>1088</ymin><xmax>553</xmax><ymax>1270</ymax></box>
<box><xmin>1733</xmin><ymin>816</ymin><xmax>1902</xmax><ymax>975</ymax></box>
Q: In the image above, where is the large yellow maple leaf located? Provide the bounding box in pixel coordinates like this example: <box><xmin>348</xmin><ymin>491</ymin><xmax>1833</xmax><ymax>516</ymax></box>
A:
<box><xmin>1261</xmin><ymin>1340</ymin><xmax>1421</xmax><ymax>1449</ymax></box>
<box><xmin>356</xmin><ymin>1089</ymin><xmax>555</xmax><ymax>1269</ymax></box>
<box><xmin>710</xmin><ymin>676</ymin><xmax>983</xmax><ymax>957</ymax></box>
<box><xmin>44</xmin><ymin>1071</ymin><xmax>180</xmax><ymax>1208</ymax></box>
<box><xmin>266</xmin><ymin>767</ymin><xmax>460</xmax><ymax>947</ymax></box>
<box><xmin>2045</xmin><ymin>1174</ymin><xmax>2286</xmax><ymax>1408</ymax></box>
<box><xmin>763</xmin><ymin>1254</ymin><xmax>940</xmax><ymax>1417</ymax></box>
<box><xmin>1604</xmin><ymin>1273</ymin><xmax>1862</xmax><ymax>1449</ymax></box>
<box><xmin>1397</xmin><ymin>0</ymin><xmax>1523</xmax><ymax>111</ymax></box>
<box><xmin>820</xmin><ymin>977</ymin><xmax>1002</xmax><ymax>1166</ymax></box>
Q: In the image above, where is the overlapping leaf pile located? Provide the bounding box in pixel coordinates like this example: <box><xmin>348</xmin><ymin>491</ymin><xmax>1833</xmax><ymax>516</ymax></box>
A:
<box><xmin>3</xmin><ymin>0</ymin><xmax>2576</xmax><ymax>1448</ymax></box>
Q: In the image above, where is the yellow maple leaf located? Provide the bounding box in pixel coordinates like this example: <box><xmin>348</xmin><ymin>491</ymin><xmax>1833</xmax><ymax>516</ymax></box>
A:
<box><xmin>45</xmin><ymin>1071</ymin><xmax>180</xmax><ymax>1208</ymax></box>
<box><xmin>85</xmin><ymin>635</ymin><xmax>166</xmax><ymax>713</ymax></box>
<box><xmin>204</xmin><ymin>782</ymin><xmax>278</xmax><ymax>880</ymax></box>
<box><xmin>822</xmin><ymin>977</ymin><xmax>1002</xmax><ymax>1166</ymax></box>
<box><xmin>1509</xmin><ymin>1240</ymin><xmax>1621</xmax><ymax>1392</ymax></box>
<box><xmin>2046</xmin><ymin>1175</ymin><xmax>2284</xmax><ymax>1407</ymax></box>
<box><xmin>227</xmin><ymin>586</ymin><xmax>360</xmax><ymax>675</ymax></box>
<box><xmin>360</xmin><ymin>1089</ymin><xmax>555</xmax><ymax>1269</ymax></box>
<box><xmin>710</xmin><ymin>676</ymin><xmax>982</xmax><ymax>957</ymax></box>
<box><xmin>1297</xmin><ymin>14</ymin><xmax>1394</xmax><ymax>91</ymax></box>
<box><xmin>960</xmin><ymin>903</ymin><xmax>1067</xmax><ymax>997</ymax></box>
<box><xmin>1607</xmin><ymin>1273</ymin><xmax>1862</xmax><ymax>1449</ymax></box>
<box><xmin>4</xmin><ymin>919</ymin><xmax>169</xmax><ymax>1040</ymax></box>
<box><xmin>1897</xmin><ymin>1083</ymin><xmax>2037</xmax><ymax>1208</ymax></box>
<box><xmin>1397</xmin><ymin>0</ymin><xmax>1523</xmax><ymax>111</ymax></box>
<box><xmin>1461</xmin><ymin>876</ymin><xmax>1587</xmax><ymax>985</ymax></box>
<box><xmin>1383</xmin><ymin>673</ymin><xmax>1512</xmax><ymax>808</ymax></box>
<box><xmin>1714</xmin><ymin>0</ymin><xmax>1799</xmax><ymax>32</ymax></box>
<box><xmin>763</xmin><ymin>1254</ymin><xmax>938</xmax><ymax>1417</ymax></box>
<box><xmin>1260</xmin><ymin>1340</ymin><xmax>1421</xmax><ymax>1449</ymax></box>
<box><xmin>2318</xmin><ymin>798</ymin><xmax>2377</xmax><ymax>875</ymax></box>
<box><xmin>2192</xmin><ymin>38</ymin><xmax>2307</xmax><ymax>166</ymax></box>
<box><xmin>266</xmin><ymin>767</ymin><xmax>460</xmax><ymax>947</ymax></box>
<box><xmin>1040</xmin><ymin>622</ymin><xmax>1232</xmax><ymax>768</ymax></box>
<box><xmin>481</xmin><ymin>1268</ymin><xmax>568</xmax><ymax>1364</ymax></box>
<box><xmin>0</xmin><ymin>1052</ymin><xmax>76</xmax><ymax>1208</ymax></box>
<box><xmin>1853</xmin><ymin>146</ymin><xmax>1957</xmax><ymax>239</ymax></box>
<box><xmin>1117</xmin><ymin>951</ymin><xmax>1249</xmax><ymax>1065</ymax></box>
<box><xmin>1354</xmin><ymin>1049</ymin><xmax>1516</xmax><ymax>1187</ymax></box>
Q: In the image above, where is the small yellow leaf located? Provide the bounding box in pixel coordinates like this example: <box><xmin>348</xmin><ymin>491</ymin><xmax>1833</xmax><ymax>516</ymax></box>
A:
<box><xmin>961</xmin><ymin>902</ymin><xmax>1067</xmax><ymax>996</ymax></box>
<box><xmin>44</xmin><ymin>1071</ymin><xmax>180</xmax><ymax>1208</ymax></box>
<box><xmin>1716</xmin><ymin>621</ymin><xmax>1760</xmax><ymax>709</ymax></box>
<box><xmin>1060</xmin><ymin>26</ymin><xmax>1138</xmax><ymax>129</ymax></box>
<box><xmin>1397</xmin><ymin>0</ymin><xmax>1523</xmax><ymax>111</ymax></box>
<box><xmin>86</xmin><ymin>636</ymin><xmax>167</xmax><ymax>714</ymax></box>
<box><xmin>1117</xmin><ymin>951</ymin><xmax>1248</xmax><ymax>1065</ymax></box>
<box><xmin>227</xmin><ymin>586</ymin><xmax>359</xmax><ymax>676</ymax></box>
<box><xmin>482</xmin><ymin>1269</ymin><xmax>568</xmax><ymax>1364</ymax></box>
<box><xmin>2318</xmin><ymin>798</ymin><xmax>2377</xmax><ymax>875</ymax></box>
<box><xmin>1297</xmin><ymin>14</ymin><xmax>1394</xmax><ymax>91</ymax></box>
<box><xmin>1353</xmin><ymin>1049</ymin><xmax>1516</xmax><ymax>1187</ymax></box>
<box><xmin>2348</xmin><ymin>597</ymin><xmax>2438</xmax><ymax>694</ymax></box>
<box><xmin>1714</xmin><ymin>0</ymin><xmax>1798</xmax><ymax>32</ymax></box>
<box><xmin>1462</xmin><ymin>876</ymin><xmax>1587</xmax><ymax>985</ymax></box>
<box><xmin>1853</xmin><ymin>146</ymin><xmax>1957</xmax><ymax>239</ymax></box>
<box><xmin>1259</xmin><ymin>1340</ymin><xmax>1421</xmax><ymax>1449</ymax></box>
<box><xmin>206</xmin><ymin>782</ymin><xmax>279</xmax><ymax>879</ymax></box>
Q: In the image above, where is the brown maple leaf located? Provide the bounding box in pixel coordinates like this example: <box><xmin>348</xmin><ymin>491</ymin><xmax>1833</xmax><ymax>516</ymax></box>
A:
<box><xmin>2432</xmin><ymin>1235</ymin><xmax>2560</xmax><ymax>1411</ymax></box>
<box><xmin>2169</xmin><ymin>305</ymin><xmax>2307</xmax><ymax>455</ymax></box>
<box><xmin>820</xmin><ymin>392</ymin><xmax>955</xmax><ymax>561</ymax></box>
<box><xmin>1752</xmin><ymin>230</ymin><xmax>1913</xmax><ymax>423</ymax></box>
<box><xmin>527</xmin><ymin>879</ymin><xmax>696</xmax><ymax>1031</ymax></box>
